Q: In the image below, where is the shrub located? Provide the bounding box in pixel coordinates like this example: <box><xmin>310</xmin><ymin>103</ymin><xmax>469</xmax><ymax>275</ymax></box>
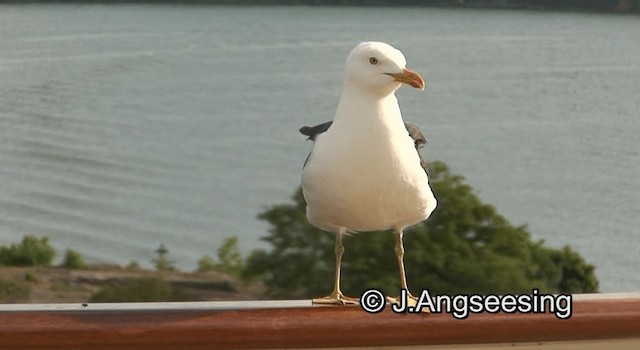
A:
<box><xmin>23</xmin><ymin>271</ymin><xmax>38</xmax><ymax>282</ymax></box>
<box><xmin>0</xmin><ymin>235</ymin><xmax>56</xmax><ymax>267</ymax></box>
<box><xmin>215</xmin><ymin>236</ymin><xmax>245</xmax><ymax>276</ymax></box>
<box><xmin>0</xmin><ymin>278</ymin><xmax>31</xmax><ymax>303</ymax></box>
<box><xmin>61</xmin><ymin>249</ymin><xmax>87</xmax><ymax>269</ymax></box>
<box><xmin>90</xmin><ymin>278</ymin><xmax>175</xmax><ymax>303</ymax></box>
<box><xmin>197</xmin><ymin>237</ymin><xmax>245</xmax><ymax>275</ymax></box>
<box><xmin>197</xmin><ymin>255</ymin><xmax>217</xmax><ymax>273</ymax></box>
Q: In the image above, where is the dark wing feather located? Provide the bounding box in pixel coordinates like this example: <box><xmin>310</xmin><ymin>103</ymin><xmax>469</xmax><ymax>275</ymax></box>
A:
<box><xmin>300</xmin><ymin>121</ymin><xmax>429</xmax><ymax>174</ymax></box>
<box><xmin>299</xmin><ymin>121</ymin><xmax>333</xmax><ymax>141</ymax></box>
<box><xmin>403</xmin><ymin>122</ymin><xmax>429</xmax><ymax>175</ymax></box>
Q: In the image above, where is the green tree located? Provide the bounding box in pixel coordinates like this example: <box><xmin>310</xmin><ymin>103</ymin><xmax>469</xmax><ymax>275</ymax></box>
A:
<box><xmin>198</xmin><ymin>236</ymin><xmax>245</xmax><ymax>275</ymax></box>
<box><xmin>197</xmin><ymin>255</ymin><xmax>217</xmax><ymax>273</ymax></box>
<box><xmin>244</xmin><ymin>161</ymin><xmax>598</xmax><ymax>298</ymax></box>
<box><xmin>61</xmin><ymin>249</ymin><xmax>87</xmax><ymax>269</ymax></box>
<box><xmin>0</xmin><ymin>235</ymin><xmax>56</xmax><ymax>267</ymax></box>
<box><xmin>216</xmin><ymin>236</ymin><xmax>245</xmax><ymax>275</ymax></box>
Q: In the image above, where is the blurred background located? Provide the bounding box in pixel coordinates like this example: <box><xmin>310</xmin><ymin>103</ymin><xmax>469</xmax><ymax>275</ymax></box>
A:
<box><xmin>1</xmin><ymin>2</ymin><xmax>638</xmax><ymax>300</ymax></box>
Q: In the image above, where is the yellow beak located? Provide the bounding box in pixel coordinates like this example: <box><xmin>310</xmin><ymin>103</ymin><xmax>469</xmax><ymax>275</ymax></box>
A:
<box><xmin>386</xmin><ymin>68</ymin><xmax>425</xmax><ymax>90</ymax></box>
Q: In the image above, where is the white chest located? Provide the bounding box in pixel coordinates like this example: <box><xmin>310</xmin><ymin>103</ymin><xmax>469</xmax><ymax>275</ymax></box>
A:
<box><xmin>301</xmin><ymin>124</ymin><xmax>435</xmax><ymax>232</ymax></box>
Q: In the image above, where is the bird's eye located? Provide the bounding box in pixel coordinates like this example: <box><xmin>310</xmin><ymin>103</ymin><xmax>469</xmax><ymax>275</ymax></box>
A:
<box><xmin>369</xmin><ymin>57</ymin><xmax>379</xmax><ymax>65</ymax></box>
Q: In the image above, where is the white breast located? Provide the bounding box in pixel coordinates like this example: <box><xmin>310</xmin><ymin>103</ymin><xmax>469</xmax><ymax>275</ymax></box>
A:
<box><xmin>302</xmin><ymin>94</ymin><xmax>436</xmax><ymax>232</ymax></box>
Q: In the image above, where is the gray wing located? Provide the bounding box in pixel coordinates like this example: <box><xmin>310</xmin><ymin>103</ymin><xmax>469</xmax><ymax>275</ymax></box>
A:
<box><xmin>300</xmin><ymin>121</ymin><xmax>429</xmax><ymax>174</ymax></box>
<box><xmin>404</xmin><ymin>122</ymin><xmax>427</xmax><ymax>149</ymax></box>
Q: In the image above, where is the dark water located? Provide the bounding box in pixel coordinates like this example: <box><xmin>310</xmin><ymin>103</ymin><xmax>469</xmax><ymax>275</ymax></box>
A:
<box><xmin>1</xmin><ymin>5</ymin><xmax>639</xmax><ymax>292</ymax></box>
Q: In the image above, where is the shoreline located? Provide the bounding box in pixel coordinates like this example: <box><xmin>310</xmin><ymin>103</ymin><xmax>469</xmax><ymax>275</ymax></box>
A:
<box><xmin>0</xmin><ymin>0</ymin><xmax>638</xmax><ymax>14</ymax></box>
<box><xmin>0</xmin><ymin>265</ymin><xmax>258</xmax><ymax>303</ymax></box>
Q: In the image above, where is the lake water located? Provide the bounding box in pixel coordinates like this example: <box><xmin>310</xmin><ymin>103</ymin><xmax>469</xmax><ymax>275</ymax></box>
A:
<box><xmin>1</xmin><ymin>4</ymin><xmax>638</xmax><ymax>292</ymax></box>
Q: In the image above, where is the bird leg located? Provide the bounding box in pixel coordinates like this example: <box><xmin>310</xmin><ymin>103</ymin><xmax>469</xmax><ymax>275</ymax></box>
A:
<box><xmin>313</xmin><ymin>229</ymin><xmax>358</xmax><ymax>305</ymax></box>
<box><xmin>386</xmin><ymin>228</ymin><xmax>429</xmax><ymax>312</ymax></box>
<box><xmin>395</xmin><ymin>229</ymin><xmax>409</xmax><ymax>290</ymax></box>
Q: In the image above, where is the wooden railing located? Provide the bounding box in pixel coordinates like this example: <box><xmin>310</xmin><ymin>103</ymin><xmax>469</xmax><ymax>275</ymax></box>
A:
<box><xmin>0</xmin><ymin>294</ymin><xmax>639</xmax><ymax>349</ymax></box>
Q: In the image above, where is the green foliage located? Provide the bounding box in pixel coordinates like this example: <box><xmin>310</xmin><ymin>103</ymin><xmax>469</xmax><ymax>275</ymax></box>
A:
<box><xmin>89</xmin><ymin>278</ymin><xmax>180</xmax><ymax>302</ymax></box>
<box><xmin>0</xmin><ymin>278</ymin><xmax>31</xmax><ymax>303</ymax></box>
<box><xmin>23</xmin><ymin>271</ymin><xmax>38</xmax><ymax>282</ymax></box>
<box><xmin>0</xmin><ymin>235</ymin><xmax>56</xmax><ymax>267</ymax></box>
<box><xmin>243</xmin><ymin>189</ymin><xmax>335</xmax><ymax>297</ymax></box>
<box><xmin>197</xmin><ymin>255</ymin><xmax>217</xmax><ymax>273</ymax></box>
<box><xmin>546</xmin><ymin>245</ymin><xmax>599</xmax><ymax>293</ymax></box>
<box><xmin>244</xmin><ymin>161</ymin><xmax>599</xmax><ymax>298</ymax></box>
<box><xmin>61</xmin><ymin>249</ymin><xmax>87</xmax><ymax>269</ymax></box>
<box><xmin>197</xmin><ymin>237</ymin><xmax>245</xmax><ymax>275</ymax></box>
<box><xmin>214</xmin><ymin>236</ymin><xmax>245</xmax><ymax>275</ymax></box>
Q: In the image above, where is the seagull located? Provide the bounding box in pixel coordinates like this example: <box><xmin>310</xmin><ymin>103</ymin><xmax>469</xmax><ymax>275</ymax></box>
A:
<box><xmin>300</xmin><ymin>41</ymin><xmax>437</xmax><ymax>305</ymax></box>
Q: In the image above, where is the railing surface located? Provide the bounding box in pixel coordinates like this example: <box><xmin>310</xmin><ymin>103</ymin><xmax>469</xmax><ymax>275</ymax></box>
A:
<box><xmin>0</xmin><ymin>294</ymin><xmax>639</xmax><ymax>349</ymax></box>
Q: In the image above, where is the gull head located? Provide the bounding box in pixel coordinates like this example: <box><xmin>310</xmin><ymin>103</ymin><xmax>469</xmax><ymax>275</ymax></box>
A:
<box><xmin>344</xmin><ymin>41</ymin><xmax>425</xmax><ymax>96</ymax></box>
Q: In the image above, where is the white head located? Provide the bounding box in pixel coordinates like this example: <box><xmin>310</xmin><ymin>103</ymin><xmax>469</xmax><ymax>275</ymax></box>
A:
<box><xmin>344</xmin><ymin>41</ymin><xmax>425</xmax><ymax>96</ymax></box>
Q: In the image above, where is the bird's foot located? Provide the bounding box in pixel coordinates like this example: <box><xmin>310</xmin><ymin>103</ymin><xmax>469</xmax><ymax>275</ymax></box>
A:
<box><xmin>313</xmin><ymin>292</ymin><xmax>359</xmax><ymax>306</ymax></box>
<box><xmin>386</xmin><ymin>292</ymin><xmax>430</xmax><ymax>313</ymax></box>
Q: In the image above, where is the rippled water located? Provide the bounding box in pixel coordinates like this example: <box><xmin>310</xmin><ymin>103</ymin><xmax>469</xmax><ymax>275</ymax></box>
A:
<box><xmin>1</xmin><ymin>4</ymin><xmax>638</xmax><ymax>292</ymax></box>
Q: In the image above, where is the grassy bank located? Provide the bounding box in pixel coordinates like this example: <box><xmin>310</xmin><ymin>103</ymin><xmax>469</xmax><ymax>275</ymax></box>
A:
<box><xmin>0</xmin><ymin>265</ymin><xmax>261</xmax><ymax>303</ymax></box>
<box><xmin>0</xmin><ymin>235</ymin><xmax>259</xmax><ymax>303</ymax></box>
